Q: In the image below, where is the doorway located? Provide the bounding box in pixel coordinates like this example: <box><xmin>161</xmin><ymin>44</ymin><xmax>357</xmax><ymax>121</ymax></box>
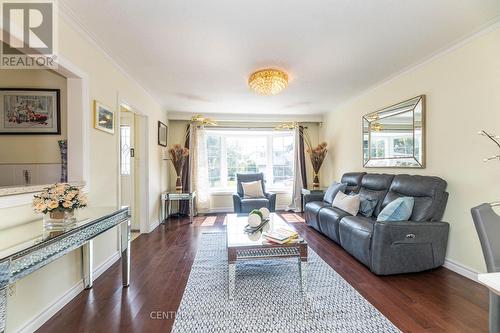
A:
<box><xmin>120</xmin><ymin>106</ymin><xmax>139</xmax><ymax>232</ymax></box>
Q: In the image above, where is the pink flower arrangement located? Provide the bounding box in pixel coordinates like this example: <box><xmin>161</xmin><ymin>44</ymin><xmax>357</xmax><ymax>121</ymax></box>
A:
<box><xmin>33</xmin><ymin>183</ymin><xmax>88</xmax><ymax>214</ymax></box>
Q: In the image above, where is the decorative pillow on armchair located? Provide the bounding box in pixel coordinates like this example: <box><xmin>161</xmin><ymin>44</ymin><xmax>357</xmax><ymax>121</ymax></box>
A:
<box><xmin>323</xmin><ymin>182</ymin><xmax>347</xmax><ymax>204</ymax></box>
<box><xmin>377</xmin><ymin>197</ymin><xmax>415</xmax><ymax>222</ymax></box>
<box><xmin>241</xmin><ymin>180</ymin><xmax>265</xmax><ymax>198</ymax></box>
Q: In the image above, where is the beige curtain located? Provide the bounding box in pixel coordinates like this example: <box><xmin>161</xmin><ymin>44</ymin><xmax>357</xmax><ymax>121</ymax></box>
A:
<box><xmin>189</xmin><ymin>125</ymin><xmax>210</xmax><ymax>212</ymax></box>
<box><xmin>287</xmin><ymin>127</ymin><xmax>304</xmax><ymax>212</ymax></box>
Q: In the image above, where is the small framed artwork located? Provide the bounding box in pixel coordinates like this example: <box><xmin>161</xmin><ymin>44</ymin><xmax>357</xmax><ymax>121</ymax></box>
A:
<box><xmin>0</xmin><ymin>88</ymin><xmax>61</xmax><ymax>135</ymax></box>
<box><xmin>94</xmin><ymin>101</ymin><xmax>114</xmax><ymax>134</ymax></box>
<box><xmin>158</xmin><ymin>121</ymin><xmax>168</xmax><ymax>147</ymax></box>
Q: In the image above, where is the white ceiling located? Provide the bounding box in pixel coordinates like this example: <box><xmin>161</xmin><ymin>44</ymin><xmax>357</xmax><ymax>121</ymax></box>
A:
<box><xmin>61</xmin><ymin>0</ymin><xmax>500</xmax><ymax>118</ymax></box>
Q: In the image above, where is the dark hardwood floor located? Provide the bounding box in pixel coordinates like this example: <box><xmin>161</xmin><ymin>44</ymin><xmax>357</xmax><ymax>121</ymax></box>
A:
<box><xmin>37</xmin><ymin>213</ymin><xmax>489</xmax><ymax>333</ymax></box>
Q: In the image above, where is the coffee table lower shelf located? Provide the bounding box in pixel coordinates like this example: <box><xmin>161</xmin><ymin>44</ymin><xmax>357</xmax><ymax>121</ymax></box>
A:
<box><xmin>227</xmin><ymin>244</ymin><xmax>308</xmax><ymax>300</ymax></box>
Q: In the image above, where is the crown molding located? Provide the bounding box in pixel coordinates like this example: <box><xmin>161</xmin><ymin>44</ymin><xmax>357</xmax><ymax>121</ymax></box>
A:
<box><xmin>326</xmin><ymin>15</ymin><xmax>500</xmax><ymax>114</ymax></box>
<box><xmin>167</xmin><ymin>111</ymin><xmax>323</xmax><ymax>123</ymax></box>
<box><xmin>58</xmin><ymin>0</ymin><xmax>165</xmax><ymax>113</ymax></box>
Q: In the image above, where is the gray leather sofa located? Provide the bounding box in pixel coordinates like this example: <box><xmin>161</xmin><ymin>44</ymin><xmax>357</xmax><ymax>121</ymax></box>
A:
<box><xmin>232</xmin><ymin>173</ymin><xmax>276</xmax><ymax>213</ymax></box>
<box><xmin>305</xmin><ymin>172</ymin><xmax>449</xmax><ymax>275</ymax></box>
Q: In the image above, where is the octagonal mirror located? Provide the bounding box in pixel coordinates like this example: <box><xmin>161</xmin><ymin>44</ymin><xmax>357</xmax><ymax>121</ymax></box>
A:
<box><xmin>363</xmin><ymin>95</ymin><xmax>425</xmax><ymax>168</ymax></box>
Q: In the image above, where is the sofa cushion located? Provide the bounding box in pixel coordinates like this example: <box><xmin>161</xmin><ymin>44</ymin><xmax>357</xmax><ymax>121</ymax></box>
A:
<box><xmin>358</xmin><ymin>174</ymin><xmax>395</xmax><ymax>217</ymax></box>
<box><xmin>359</xmin><ymin>195</ymin><xmax>378</xmax><ymax>217</ymax></box>
<box><xmin>339</xmin><ymin>215</ymin><xmax>375</xmax><ymax>267</ymax></box>
<box><xmin>304</xmin><ymin>201</ymin><xmax>329</xmax><ymax>232</ymax></box>
<box><xmin>377</xmin><ymin>197</ymin><xmax>414</xmax><ymax>222</ymax></box>
<box><xmin>241</xmin><ymin>198</ymin><xmax>269</xmax><ymax>213</ymax></box>
<box><xmin>318</xmin><ymin>207</ymin><xmax>351</xmax><ymax>244</ymax></box>
<box><xmin>323</xmin><ymin>182</ymin><xmax>347</xmax><ymax>204</ymax></box>
<box><xmin>382</xmin><ymin>175</ymin><xmax>447</xmax><ymax>222</ymax></box>
<box><xmin>340</xmin><ymin>172</ymin><xmax>366</xmax><ymax>194</ymax></box>
<box><xmin>332</xmin><ymin>192</ymin><xmax>360</xmax><ymax>216</ymax></box>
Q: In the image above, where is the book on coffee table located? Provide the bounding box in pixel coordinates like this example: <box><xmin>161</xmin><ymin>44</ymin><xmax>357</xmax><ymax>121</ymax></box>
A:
<box><xmin>262</xmin><ymin>228</ymin><xmax>299</xmax><ymax>244</ymax></box>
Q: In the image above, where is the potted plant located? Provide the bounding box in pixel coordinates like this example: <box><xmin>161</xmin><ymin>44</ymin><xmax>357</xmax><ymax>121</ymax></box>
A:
<box><xmin>33</xmin><ymin>183</ymin><xmax>88</xmax><ymax>229</ymax></box>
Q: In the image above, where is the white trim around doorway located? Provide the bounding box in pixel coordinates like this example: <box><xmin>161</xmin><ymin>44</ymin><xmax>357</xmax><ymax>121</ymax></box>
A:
<box><xmin>117</xmin><ymin>98</ymin><xmax>150</xmax><ymax>235</ymax></box>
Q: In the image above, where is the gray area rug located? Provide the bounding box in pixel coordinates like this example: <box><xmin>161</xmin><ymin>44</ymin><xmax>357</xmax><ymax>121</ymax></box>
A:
<box><xmin>172</xmin><ymin>232</ymin><xmax>400</xmax><ymax>333</ymax></box>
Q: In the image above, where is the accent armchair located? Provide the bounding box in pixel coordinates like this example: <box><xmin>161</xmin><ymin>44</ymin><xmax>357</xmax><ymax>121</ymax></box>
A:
<box><xmin>232</xmin><ymin>173</ymin><xmax>276</xmax><ymax>213</ymax></box>
<box><xmin>471</xmin><ymin>203</ymin><xmax>500</xmax><ymax>333</ymax></box>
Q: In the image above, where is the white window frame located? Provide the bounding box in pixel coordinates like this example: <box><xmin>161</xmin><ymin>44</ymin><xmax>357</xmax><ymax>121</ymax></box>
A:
<box><xmin>205</xmin><ymin>128</ymin><xmax>294</xmax><ymax>193</ymax></box>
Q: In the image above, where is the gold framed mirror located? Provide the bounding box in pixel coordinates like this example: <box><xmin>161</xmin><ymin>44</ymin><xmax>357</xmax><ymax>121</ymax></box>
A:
<box><xmin>363</xmin><ymin>95</ymin><xmax>425</xmax><ymax>168</ymax></box>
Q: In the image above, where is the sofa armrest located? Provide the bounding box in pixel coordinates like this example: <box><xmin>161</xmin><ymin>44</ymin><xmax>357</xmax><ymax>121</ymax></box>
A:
<box><xmin>232</xmin><ymin>194</ymin><xmax>242</xmax><ymax>213</ymax></box>
<box><xmin>265</xmin><ymin>192</ymin><xmax>276</xmax><ymax>212</ymax></box>
<box><xmin>303</xmin><ymin>192</ymin><xmax>324</xmax><ymax>205</ymax></box>
<box><xmin>370</xmin><ymin>220</ymin><xmax>450</xmax><ymax>275</ymax></box>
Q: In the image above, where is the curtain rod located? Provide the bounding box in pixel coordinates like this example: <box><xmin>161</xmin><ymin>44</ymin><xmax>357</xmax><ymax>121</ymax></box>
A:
<box><xmin>201</xmin><ymin>125</ymin><xmax>308</xmax><ymax>130</ymax></box>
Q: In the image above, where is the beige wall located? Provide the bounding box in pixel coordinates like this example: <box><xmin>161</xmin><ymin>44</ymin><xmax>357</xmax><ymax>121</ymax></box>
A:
<box><xmin>3</xmin><ymin>13</ymin><xmax>168</xmax><ymax>333</ymax></box>
<box><xmin>167</xmin><ymin>120</ymin><xmax>320</xmax><ymax>212</ymax></box>
<box><xmin>0</xmin><ymin>69</ymin><xmax>67</xmax><ymax>164</ymax></box>
<box><xmin>320</xmin><ymin>25</ymin><xmax>500</xmax><ymax>273</ymax></box>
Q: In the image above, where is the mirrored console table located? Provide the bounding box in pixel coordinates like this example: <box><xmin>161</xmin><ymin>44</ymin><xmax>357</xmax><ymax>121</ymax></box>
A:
<box><xmin>160</xmin><ymin>191</ymin><xmax>197</xmax><ymax>224</ymax></box>
<box><xmin>0</xmin><ymin>207</ymin><xmax>131</xmax><ymax>333</ymax></box>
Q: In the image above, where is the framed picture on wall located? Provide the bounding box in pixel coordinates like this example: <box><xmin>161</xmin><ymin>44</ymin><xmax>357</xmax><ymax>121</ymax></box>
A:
<box><xmin>158</xmin><ymin>121</ymin><xmax>168</xmax><ymax>147</ymax></box>
<box><xmin>0</xmin><ymin>88</ymin><xmax>61</xmax><ymax>135</ymax></box>
<box><xmin>94</xmin><ymin>100</ymin><xmax>115</xmax><ymax>134</ymax></box>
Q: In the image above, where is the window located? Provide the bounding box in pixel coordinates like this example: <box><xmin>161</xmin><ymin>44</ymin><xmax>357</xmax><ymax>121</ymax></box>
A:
<box><xmin>120</xmin><ymin>126</ymin><xmax>131</xmax><ymax>175</ymax></box>
<box><xmin>206</xmin><ymin>129</ymin><xmax>294</xmax><ymax>191</ymax></box>
<box><xmin>370</xmin><ymin>133</ymin><xmax>414</xmax><ymax>159</ymax></box>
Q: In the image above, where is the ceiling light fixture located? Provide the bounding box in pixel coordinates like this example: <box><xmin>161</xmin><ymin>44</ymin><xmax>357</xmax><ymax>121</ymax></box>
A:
<box><xmin>248</xmin><ymin>68</ymin><xmax>288</xmax><ymax>96</ymax></box>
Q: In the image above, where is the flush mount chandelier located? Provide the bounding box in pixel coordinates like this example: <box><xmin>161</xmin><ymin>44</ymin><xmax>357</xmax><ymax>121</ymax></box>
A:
<box><xmin>248</xmin><ymin>68</ymin><xmax>289</xmax><ymax>95</ymax></box>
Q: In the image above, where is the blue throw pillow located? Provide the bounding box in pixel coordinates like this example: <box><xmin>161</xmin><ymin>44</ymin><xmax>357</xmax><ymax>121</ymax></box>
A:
<box><xmin>323</xmin><ymin>182</ymin><xmax>347</xmax><ymax>204</ymax></box>
<box><xmin>377</xmin><ymin>197</ymin><xmax>414</xmax><ymax>222</ymax></box>
<box><xmin>359</xmin><ymin>196</ymin><xmax>378</xmax><ymax>217</ymax></box>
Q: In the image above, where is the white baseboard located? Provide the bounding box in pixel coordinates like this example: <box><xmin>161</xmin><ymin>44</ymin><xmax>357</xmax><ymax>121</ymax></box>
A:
<box><xmin>148</xmin><ymin>220</ymin><xmax>159</xmax><ymax>233</ymax></box>
<box><xmin>443</xmin><ymin>258</ymin><xmax>480</xmax><ymax>282</ymax></box>
<box><xmin>17</xmin><ymin>281</ymin><xmax>83</xmax><ymax>333</ymax></box>
<box><xmin>93</xmin><ymin>251</ymin><xmax>121</xmax><ymax>280</ymax></box>
<box><xmin>203</xmin><ymin>207</ymin><xmax>233</xmax><ymax>213</ymax></box>
<box><xmin>17</xmin><ymin>251</ymin><xmax>121</xmax><ymax>333</ymax></box>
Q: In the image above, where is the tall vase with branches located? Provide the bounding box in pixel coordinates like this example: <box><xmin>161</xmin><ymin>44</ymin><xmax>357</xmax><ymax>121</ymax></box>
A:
<box><xmin>169</xmin><ymin>144</ymin><xmax>189</xmax><ymax>192</ymax></box>
<box><xmin>307</xmin><ymin>142</ymin><xmax>328</xmax><ymax>189</ymax></box>
<box><xmin>275</xmin><ymin>122</ymin><xmax>328</xmax><ymax>189</ymax></box>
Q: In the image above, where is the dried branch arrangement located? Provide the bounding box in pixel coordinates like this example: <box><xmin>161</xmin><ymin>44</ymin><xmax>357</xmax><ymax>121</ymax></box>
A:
<box><xmin>479</xmin><ymin>130</ymin><xmax>500</xmax><ymax>162</ymax></box>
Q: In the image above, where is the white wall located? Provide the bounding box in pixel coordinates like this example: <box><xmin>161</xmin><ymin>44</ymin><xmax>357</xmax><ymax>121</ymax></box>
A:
<box><xmin>320</xmin><ymin>23</ymin><xmax>500</xmax><ymax>274</ymax></box>
<box><xmin>2</xmin><ymin>12</ymin><xmax>168</xmax><ymax>332</ymax></box>
<box><xmin>167</xmin><ymin>120</ymin><xmax>320</xmax><ymax>212</ymax></box>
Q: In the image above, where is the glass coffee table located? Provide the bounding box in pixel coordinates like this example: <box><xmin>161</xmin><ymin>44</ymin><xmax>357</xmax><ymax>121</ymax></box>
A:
<box><xmin>226</xmin><ymin>213</ymin><xmax>308</xmax><ymax>300</ymax></box>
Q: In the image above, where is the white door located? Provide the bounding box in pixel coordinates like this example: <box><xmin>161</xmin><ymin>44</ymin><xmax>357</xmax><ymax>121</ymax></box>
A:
<box><xmin>120</xmin><ymin>112</ymin><xmax>139</xmax><ymax>230</ymax></box>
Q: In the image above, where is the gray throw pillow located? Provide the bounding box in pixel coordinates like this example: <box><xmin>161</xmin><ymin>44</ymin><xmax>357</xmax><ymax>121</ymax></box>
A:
<box><xmin>359</xmin><ymin>196</ymin><xmax>378</xmax><ymax>217</ymax></box>
<box><xmin>323</xmin><ymin>182</ymin><xmax>347</xmax><ymax>204</ymax></box>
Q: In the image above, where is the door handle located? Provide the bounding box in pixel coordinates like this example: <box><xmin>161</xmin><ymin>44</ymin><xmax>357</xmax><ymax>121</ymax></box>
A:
<box><xmin>130</xmin><ymin>148</ymin><xmax>135</xmax><ymax>157</ymax></box>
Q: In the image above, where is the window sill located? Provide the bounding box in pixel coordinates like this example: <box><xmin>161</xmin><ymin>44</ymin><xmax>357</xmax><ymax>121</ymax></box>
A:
<box><xmin>209</xmin><ymin>188</ymin><xmax>292</xmax><ymax>196</ymax></box>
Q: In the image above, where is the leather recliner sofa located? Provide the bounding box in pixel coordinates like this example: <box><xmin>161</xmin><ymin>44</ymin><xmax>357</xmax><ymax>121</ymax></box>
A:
<box><xmin>304</xmin><ymin>172</ymin><xmax>449</xmax><ymax>275</ymax></box>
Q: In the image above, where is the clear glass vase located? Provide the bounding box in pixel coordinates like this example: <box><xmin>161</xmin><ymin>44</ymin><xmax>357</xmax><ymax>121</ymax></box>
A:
<box><xmin>43</xmin><ymin>209</ymin><xmax>76</xmax><ymax>230</ymax></box>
